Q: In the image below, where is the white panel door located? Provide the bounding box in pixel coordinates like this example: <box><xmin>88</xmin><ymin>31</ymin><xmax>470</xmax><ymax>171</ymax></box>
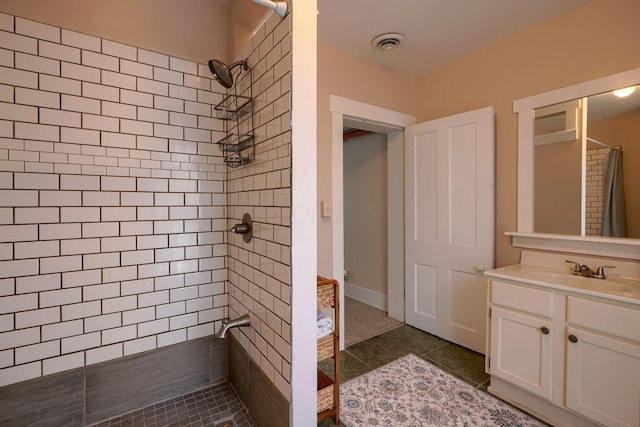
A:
<box><xmin>405</xmin><ymin>107</ymin><xmax>494</xmax><ymax>354</ymax></box>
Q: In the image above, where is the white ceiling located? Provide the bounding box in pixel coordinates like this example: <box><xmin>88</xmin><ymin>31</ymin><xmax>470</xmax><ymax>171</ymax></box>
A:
<box><xmin>317</xmin><ymin>0</ymin><xmax>591</xmax><ymax>77</ymax></box>
<box><xmin>589</xmin><ymin>89</ymin><xmax>640</xmax><ymax>123</ymax></box>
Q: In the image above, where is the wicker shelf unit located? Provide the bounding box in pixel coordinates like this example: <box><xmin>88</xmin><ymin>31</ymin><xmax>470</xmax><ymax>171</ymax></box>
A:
<box><xmin>317</xmin><ymin>276</ymin><xmax>340</xmax><ymax>425</ymax></box>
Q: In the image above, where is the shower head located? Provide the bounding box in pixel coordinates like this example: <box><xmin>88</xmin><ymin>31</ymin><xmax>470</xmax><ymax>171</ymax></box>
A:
<box><xmin>208</xmin><ymin>59</ymin><xmax>248</xmax><ymax>89</ymax></box>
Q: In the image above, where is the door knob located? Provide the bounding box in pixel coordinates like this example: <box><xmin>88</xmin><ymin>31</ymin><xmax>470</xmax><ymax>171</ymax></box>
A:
<box><xmin>476</xmin><ymin>264</ymin><xmax>485</xmax><ymax>275</ymax></box>
<box><xmin>540</xmin><ymin>327</ymin><xmax>549</xmax><ymax>335</ymax></box>
<box><xmin>568</xmin><ymin>334</ymin><xmax>578</xmax><ymax>343</ymax></box>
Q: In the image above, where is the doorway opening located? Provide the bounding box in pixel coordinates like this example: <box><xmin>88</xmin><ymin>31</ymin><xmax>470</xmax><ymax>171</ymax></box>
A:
<box><xmin>329</xmin><ymin>95</ymin><xmax>416</xmax><ymax>350</ymax></box>
<box><xmin>342</xmin><ymin>130</ymin><xmax>405</xmax><ymax>346</ymax></box>
<box><xmin>343</xmin><ymin>130</ymin><xmax>387</xmax><ymax>308</ymax></box>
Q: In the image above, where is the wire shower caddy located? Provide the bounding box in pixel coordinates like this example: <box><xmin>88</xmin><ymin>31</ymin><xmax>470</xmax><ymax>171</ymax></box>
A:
<box><xmin>214</xmin><ymin>63</ymin><xmax>254</xmax><ymax>168</ymax></box>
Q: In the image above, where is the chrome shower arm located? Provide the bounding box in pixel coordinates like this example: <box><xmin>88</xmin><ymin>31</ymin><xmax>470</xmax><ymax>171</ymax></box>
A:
<box><xmin>228</xmin><ymin>60</ymin><xmax>249</xmax><ymax>72</ymax></box>
<box><xmin>251</xmin><ymin>0</ymin><xmax>287</xmax><ymax>18</ymax></box>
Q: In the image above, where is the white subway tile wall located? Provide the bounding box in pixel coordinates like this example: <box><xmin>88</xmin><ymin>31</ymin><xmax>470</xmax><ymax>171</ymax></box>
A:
<box><xmin>0</xmin><ymin>13</ymin><xmax>235</xmax><ymax>388</ymax></box>
<box><xmin>226</xmin><ymin>13</ymin><xmax>292</xmax><ymax>399</ymax></box>
<box><xmin>585</xmin><ymin>147</ymin><xmax>607</xmax><ymax>237</ymax></box>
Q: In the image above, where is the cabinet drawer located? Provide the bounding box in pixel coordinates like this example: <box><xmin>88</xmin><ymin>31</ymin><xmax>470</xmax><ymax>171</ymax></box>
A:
<box><xmin>491</xmin><ymin>281</ymin><xmax>553</xmax><ymax>318</ymax></box>
<box><xmin>568</xmin><ymin>297</ymin><xmax>640</xmax><ymax>343</ymax></box>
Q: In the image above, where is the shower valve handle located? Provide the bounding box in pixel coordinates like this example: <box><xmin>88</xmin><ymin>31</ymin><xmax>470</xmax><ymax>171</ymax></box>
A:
<box><xmin>231</xmin><ymin>223</ymin><xmax>250</xmax><ymax>234</ymax></box>
<box><xmin>230</xmin><ymin>213</ymin><xmax>253</xmax><ymax>243</ymax></box>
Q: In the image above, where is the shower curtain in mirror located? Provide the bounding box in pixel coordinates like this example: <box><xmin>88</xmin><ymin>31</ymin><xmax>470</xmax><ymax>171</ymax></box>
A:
<box><xmin>602</xmin><ymin>148</ymin><xmax>627</xmax><ymax>237</ymax></box>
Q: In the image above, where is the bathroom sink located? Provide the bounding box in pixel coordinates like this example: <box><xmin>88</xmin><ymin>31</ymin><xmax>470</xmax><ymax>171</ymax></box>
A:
<box><xmin>587</xmin><ymin>280</ymin><xmax>635</xmax><ymax>294</ymax></box>
<box><xmin>520</xmin><ymin>269</ymin><xmax>565</xmax><ymax>280</ymax></box>
<box><xmin>519</xmin><ymin>267</ymin><xmax>640</xmax><ymax>299</ymax></box>
<box><xmin>587</xmin><ymin>276</ymin><xmax>640</xmax><ymax>296</ymax></box>
<box><xmin>609</xmin><ymin>276</ymin><xmax>640</xmax><ymax>286</ymax></box>
<box><xmin>519</xmin><ymin>267</ymin><xmax>574</xmax><ymax>283</ymax></box>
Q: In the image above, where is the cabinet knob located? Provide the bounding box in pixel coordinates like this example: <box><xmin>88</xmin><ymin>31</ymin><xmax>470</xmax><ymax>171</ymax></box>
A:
<box><xmin>540</xmin><ymin>327</ymin><xmax>549</xmax><ymax>335</ymax></box>
<box><xmin>568</xmin><ymin>334</ymin><xmax>578</xmax><ymax>343</ymax></box>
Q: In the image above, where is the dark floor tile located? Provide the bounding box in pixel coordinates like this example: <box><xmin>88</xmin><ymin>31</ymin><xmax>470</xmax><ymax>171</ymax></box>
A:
<box><xmin>317</xmin><ymin>417</ymin><xmax>346</xmax><ymax>427</ymax></box>
<box><xmin>319</xmin><ymin>350</ymin><xmax>371</xmax><ymax>384</ymax></box>
<box><xmin>378</xmin><ymin>324</ymin><xmax>449</xmax><ymax>354</ymax></box>
<box><xmin>477</xmin><ymin>378</ymin><xmax>490</xmax><ymax>392</ymax></box>
<box><xmin>344</xmin><ymin>334</ymin><xmax>412</xmax><ymax>370</ymax></box>
<box><xmin>317</xmin><ymin>356</ymin><xmax>335</xmax><ymax>380</ymax></box>
<box><xmin>421</xmin><ymin>341</ymin><xmax>489</xmax><ymax>386</ymax></box>
<box><xmin>339</xmin><ymin>351</ymin><xmax>372</xmax><ymax>383</ymax></box>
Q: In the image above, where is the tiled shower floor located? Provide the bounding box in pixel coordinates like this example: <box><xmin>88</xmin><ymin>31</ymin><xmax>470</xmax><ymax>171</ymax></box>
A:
<box><xmin>92</xmin><ymin>382</ymin><xmax>256</xmax><ymax>427</ymax></box>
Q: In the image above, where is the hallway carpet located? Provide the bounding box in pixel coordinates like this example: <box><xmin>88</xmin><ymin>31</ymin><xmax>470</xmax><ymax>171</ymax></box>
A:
<box><xmin>344</xmin><ymin>297</ymin><xmax>403</xmax><ymax>346</ymax></box>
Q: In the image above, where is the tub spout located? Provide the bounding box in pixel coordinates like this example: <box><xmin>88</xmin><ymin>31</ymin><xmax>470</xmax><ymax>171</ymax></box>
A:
<box><xmin>215</xmin><ymin>314</ymin><xmax>250</xmax><ymax>338</ymax></box>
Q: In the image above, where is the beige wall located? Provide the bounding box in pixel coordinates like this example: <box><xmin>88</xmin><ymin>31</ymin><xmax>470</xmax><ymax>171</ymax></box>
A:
<box><xmin>319</xmin><ymin>0</ymin><xmax>640</xmax><ymax>272</ymax></box>
<box><xmin>417</xmin><ymin>0</ymin><xmax>640</xmax><ymax>266</ymax></box>
<box><xmin>344</xmin><ymin>132</ymin><xmax>388</xmax><ymax>296</ymax></box>
<box><xmin>228</xmin><ymin>0</ymin><xmax>270</xmax><ymax>62</ymax></box>
<box><xmin>534</xmin><ymin>140</ymin><xmax>582</xmax><ymax>235</ymax></box>
<box><xmin>317</xmin><ymin>42</ymin><xmax>417</xmax><ymax>275</ymax></box>
<box><xmin>589</xmin><ymin>112</ymin><xmax>640</xmax><ymax>238</ymax></box>
<box><xmin>0</xmin><ymin>0</ymin><xmax>230</xmax><ymax>64</ymax></box>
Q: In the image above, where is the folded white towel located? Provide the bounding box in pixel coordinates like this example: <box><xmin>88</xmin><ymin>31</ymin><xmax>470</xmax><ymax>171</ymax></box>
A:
<box><xmin>317</xmin><ymin>310</ymin><xmax>333</xmax><ymax>338</ymax></box>
<box><xmin>317</xmin><ymin>310</ymin><xmax>332</xmax><ymax>325</ymax></box>
<box><xmin>317</xmin><ymin>325</ymin><xmax>333</xmax><ymax>339</ymax></box>
<box><xmin>317</xmin><ymin>319</ymin><xmax>331</xmax><ymax>329</ymax></box>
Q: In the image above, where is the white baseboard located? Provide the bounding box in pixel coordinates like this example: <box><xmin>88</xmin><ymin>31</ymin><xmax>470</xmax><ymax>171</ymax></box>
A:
<box><xmin>344</xmin><ymin>282</ymin><xmax>388</xmax><ymax>311</ymax></box>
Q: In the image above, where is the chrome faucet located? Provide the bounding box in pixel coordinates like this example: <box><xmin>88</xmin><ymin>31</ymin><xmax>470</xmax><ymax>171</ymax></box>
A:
<box><xmin>594</xmin><ymin>265</ymin><xmax>616</xmax><ymax>280</ymax></box>
<box><xmin>566</xmin><ymin>260</ymin><xmax>593</xmax><ymax>277</ymax></box>
<box><xmin>565</xmin><ymin>260</ymin><xmax>616</xmax><ymax>279</ymax></box>
<box><xmin>214</xmin><ymin>314</ymin><xmax>250</xmax><ymax>339</ymax></box>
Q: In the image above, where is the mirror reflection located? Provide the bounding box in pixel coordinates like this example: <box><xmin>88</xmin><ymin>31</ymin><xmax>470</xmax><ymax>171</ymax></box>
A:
<box><xmin>534</xmin><ymin>85</ymin><xmax>640</xmax><ymax>238</ymax></box>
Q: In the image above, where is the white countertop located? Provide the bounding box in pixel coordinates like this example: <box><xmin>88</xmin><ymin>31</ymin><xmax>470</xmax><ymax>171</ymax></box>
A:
<box><xmin>485</xmin><ymin>263</ymin><xmax>640</xmax><ymax>306</ymax></box>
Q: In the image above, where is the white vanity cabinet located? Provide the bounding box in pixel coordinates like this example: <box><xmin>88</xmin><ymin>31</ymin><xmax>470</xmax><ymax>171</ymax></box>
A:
<box><xmin>565</xmin><ymin>297</ymin><xmax>640</xmax><ymax>427</ymax></box>
<box><xmin>489</xmin><ymin>281</ymin><xmax>554</xmax><ymax>400</ymax></box>
<box><xmin>487</xmin><ymin>276</ymin><xmax>640</xmax><ymax>427</ymax></box>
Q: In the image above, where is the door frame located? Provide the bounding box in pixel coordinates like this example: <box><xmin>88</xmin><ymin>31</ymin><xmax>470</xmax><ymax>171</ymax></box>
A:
<box><xmin>329</xmin><ymin>95</ymin><xmax>416</xmax><ymax>350</ymax></box>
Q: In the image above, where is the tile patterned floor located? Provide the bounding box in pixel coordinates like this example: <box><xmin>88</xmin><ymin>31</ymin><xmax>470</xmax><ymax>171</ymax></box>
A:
<box><xmin>92</xmin><ymin>382</ymin><xmax>256</xmax><ymax>427</ymax></box>
<box><xmin>318</xmin><ymin>324</ymin><xmax>491</xmax><ymax>427</ymax></box>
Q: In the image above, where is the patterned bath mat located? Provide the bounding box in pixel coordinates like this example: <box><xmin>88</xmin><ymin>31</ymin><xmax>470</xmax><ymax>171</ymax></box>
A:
<box><xmin>340</xmin><ymin>353</ymin><xmax>545</xmax><ymax>426</ymax></box>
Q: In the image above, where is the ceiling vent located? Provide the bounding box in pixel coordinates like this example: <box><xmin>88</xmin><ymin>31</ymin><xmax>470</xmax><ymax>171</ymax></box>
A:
<box><xmin>371</xmin><ymin>33</ymin><xmax>405</xmax><ymax>51</ymax></box>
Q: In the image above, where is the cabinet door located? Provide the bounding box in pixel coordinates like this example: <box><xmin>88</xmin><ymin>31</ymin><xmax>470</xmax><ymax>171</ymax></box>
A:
<box><xmin>490</xmin><ymin>307</ymin><xmax>553</xmax><ymax>399</ymax></box>
<box><xmin>566</xmin><ymin>327</ymin><xmax>640</xmax><ymax>427</ymax></box>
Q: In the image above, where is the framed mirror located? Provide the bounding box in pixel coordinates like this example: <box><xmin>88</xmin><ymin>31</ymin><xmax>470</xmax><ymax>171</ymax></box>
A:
<box><xmin>511</xmin><ymin>67</ymin><xmax>640</xmax><ymax>260</ymax></box>
<box><xmin>533</xmin><ymin>90</ymin><xmax>639</xmax><ymax>237</ymax></box>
